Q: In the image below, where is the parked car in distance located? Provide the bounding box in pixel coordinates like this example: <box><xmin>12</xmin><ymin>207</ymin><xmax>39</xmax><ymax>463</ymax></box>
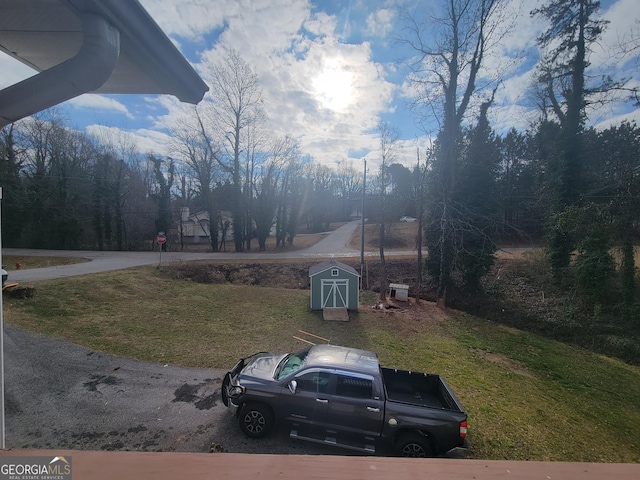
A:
<box><xmin>222</xmin><ymin>344</ymin><xmax>468</xmax><ymax>457</ymax></box>
<box><xmin>400</xmin><ymin>216</ymin><xmax>417</xmax><ymax>222</ymax></box>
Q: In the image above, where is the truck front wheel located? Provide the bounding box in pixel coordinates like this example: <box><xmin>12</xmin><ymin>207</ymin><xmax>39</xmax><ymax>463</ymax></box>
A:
<box><xmin>394</xmin><ymin>432</ymin><xmax>433</xmax><ymax>458</ymax></box>
<box><xmin>239</xmin><ymin>403</ymin><xmax>274</xmax><ymax>438</ymax></box>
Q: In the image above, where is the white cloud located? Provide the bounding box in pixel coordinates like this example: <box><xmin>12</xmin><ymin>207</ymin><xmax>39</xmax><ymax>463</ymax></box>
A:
<box><xmin>304</xmin><ymin>11</ymin><xmax>338</xmax><ymax>37</ymax></box>
<box><xmin>86</xmin><ymin>124</ymin><xmax>172</xmax><ymax>156</ymax></box>
<box><xmin>65</xmin><ymin>95</ymin><xmax>133</xmax><ymax>118</ymax></box>
<box><xmin>261</xmin><ymin>39</ymin><xmax>397</xmax><ymax>167</ymax></box>
<box><xmin>366</xmin><ymin>8</ymin><xmax>395</xmax><ymax>37</ymax></box>
<box><xmin>491</xmin><ymin>103</ymin><xmax>539</xmax><ymax>133</ymax></box>
<box><xmin>391</xmin><ymin>136</ymin><xmax>435</xmax><ymax>169</ymax></box>
<box><xmin>129</xmin><ymin>128</ymin><xmax>175</xmax><ymax>154</ymax></box>
<box><xmin>595</xmin><ymin>0</ymin><xmax>639</xmax><ymax>66</ymax></box>
<box><xmin>203</xmin><ymin>0</ymin><xmax>312</xmax><ymax>62</ymax></box>
<box><xmin>139</xmin><ymin>0</ymin><xmax>230</xmax><ymax>41</ymax></box>
<box><xmin>143</xmin><ymin>95</ymin><xmax>197</xmax><ymax>131</ymax></box>
<box><xmin>594</xmin><ymin>107</ymin><xmax>640</xmax><ymax>130</ymax></box>
<box><xmin>498</xmin><ymin>0</ymin><xmax>545</xmax><ymax>54</ymax></box>
<box><xmin>192</xmin><ymin>2</ymin><xmax>397</xmax><ymax>169</ymax></box>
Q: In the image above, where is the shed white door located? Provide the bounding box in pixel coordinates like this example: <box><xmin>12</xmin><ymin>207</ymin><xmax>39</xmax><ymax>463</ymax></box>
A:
<box><xmin>321</xmin><ymin>279</ymin><xmax>348</xmax><ymax>308</ymax></box>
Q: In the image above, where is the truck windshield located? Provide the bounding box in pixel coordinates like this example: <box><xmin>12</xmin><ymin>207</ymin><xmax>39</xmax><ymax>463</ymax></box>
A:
<box><xmin>276</xmin><ymin>347</ymin><xmax>310</xmax><ymax>380</ymax></box>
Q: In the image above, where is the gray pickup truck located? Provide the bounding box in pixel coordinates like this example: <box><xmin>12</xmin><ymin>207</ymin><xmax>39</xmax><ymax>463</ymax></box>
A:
<box><xmin>222</xmin><ymin>344</ymin><xmax>468</xmax><ymax>457</ymax></box>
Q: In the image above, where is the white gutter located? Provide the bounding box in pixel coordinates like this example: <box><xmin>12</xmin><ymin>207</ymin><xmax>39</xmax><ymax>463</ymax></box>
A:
<box><xmin>0</xmin><ymin>13</ymin><xmax>120</xmax><ymax>128</ymax></box>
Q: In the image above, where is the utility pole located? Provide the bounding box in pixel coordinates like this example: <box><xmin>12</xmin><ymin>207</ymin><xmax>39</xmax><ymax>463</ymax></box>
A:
<box><xmin>360</xmin><ymin>160</ymin><xmax>366</xmax><ymax>288</ymax></box>
<box><xmin>416</xmin><ymin>148</ymin><xmax>424</xmax><ymax>304</ymax></box>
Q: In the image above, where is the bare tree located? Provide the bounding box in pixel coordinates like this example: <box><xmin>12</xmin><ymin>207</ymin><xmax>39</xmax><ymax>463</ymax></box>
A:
<box><xmin>0</xmin><ymin>124</ymin><xmax>27</xmax><ymax>244</ymax></box>
<box><xmin>242</xmin><ymin>120</ymin><xmax>268</xmax><ymax>251</ymax></box>
<box><xmin>202</xmin><ymin>49</ymin><xmax>266</xmax><ymax>252</ymax></box>
<box><xmin>400</xmin><ymin>0</ymin><xmax>505</xmax><ymax>307</ymax></box>
<box><xmin>170</xmin><ymin>111</ymin><xmax>222</xmax><ymax>251</ymax></box>
<box><xmin>376</xmin><ymin>121</ymin><xmax>399</xmax><ymax>301</ymax></box>
<box><xmin>20</xmin><ymin>110</ymin><xmax>92</xmax><ymax>249</ymax></box>
<box><xmin>304</xmin><ymin>163</ymin><xmax>335</xmax><ymax>232</ymax></box>
<box><xmin>88</xmin><ymin>128</ymin><xmax>142</xmax><ymax>250</ymax></box>
<box><xmin>275</xmin><ymin>156</ymin><xmax>304</xmax><ymax>247</ymax></box>
<box><xmin>253</xmin><ymin>136</ymin><xmax>300</xmax><ymax>251</ymax></box>
<box><xmin>150</xmin><ymin>155</ymin><xmax>175</xmax><ymax>243</ymax></box>
<box><xmin>335</xmin><ymin>160</ymin><xmax>363</xmax><ymax>219</ymax></box>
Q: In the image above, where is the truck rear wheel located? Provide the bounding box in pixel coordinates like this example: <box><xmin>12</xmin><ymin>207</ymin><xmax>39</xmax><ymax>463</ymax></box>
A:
<box><xmin>239</xmin><ymin>403</ymin><xmax>274</xmax><ymax>438</ymax></box>
<box><xmin>395</xmin><ymin>432</ymin><xmax>433</xmax><ymax>458</ymax></box>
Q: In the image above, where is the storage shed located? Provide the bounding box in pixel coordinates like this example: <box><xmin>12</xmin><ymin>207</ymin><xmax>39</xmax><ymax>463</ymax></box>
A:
<box><xmin>309</xmin><ymin>260</ymin><xmax>360</xmax><ymax>311</ymax></box>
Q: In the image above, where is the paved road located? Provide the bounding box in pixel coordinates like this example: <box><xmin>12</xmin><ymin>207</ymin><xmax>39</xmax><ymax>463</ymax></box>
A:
<box><xmin>3</xmin><ymin>220</ymin><xmax>377</xmax><ymax>283</ymax></box>
<box><xmin>0</xmin><ymin>220</ymin><xmax>381</xmax><ymax>454</ymax></box>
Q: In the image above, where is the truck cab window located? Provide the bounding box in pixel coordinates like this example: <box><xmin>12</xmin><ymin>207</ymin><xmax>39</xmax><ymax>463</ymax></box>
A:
<box><xmin>276</xmin><ymin>347</ymin><xmax>311</xmax><ymax>379</ymax></box>
<box><xmin>335</xmin><ymin>375</ymin><xmax>372</xmax><ymax>399</ymax></box>
<box><xmin>296</xmin><ymin>371</ymin><xmax>331</xmax><ymax>393</ymax></box>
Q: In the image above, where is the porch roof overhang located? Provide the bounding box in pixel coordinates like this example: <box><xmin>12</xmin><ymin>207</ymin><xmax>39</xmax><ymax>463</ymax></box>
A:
<box><xmin>0</xmin><ymin>0</ymin><xmax>209</xmax><ymax>128</ymax></box>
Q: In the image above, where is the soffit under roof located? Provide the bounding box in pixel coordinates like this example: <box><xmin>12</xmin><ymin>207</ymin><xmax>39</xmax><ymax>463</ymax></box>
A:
<box><xmin>0</xmin><ymin>0</ymin><xmax>209</xmax><ymax>103</ymax></box>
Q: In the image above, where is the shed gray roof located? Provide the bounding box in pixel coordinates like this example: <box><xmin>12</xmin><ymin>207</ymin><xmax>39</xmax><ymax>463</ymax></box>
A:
<box><xmin>309</xmin><ymin>259</ymin><xmax>360</xmax><ymax>277</ymax></box>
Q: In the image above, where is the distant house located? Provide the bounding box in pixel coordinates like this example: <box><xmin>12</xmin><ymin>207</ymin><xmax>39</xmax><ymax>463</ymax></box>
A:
<box><xmin>309</xmin><ymin>260</ymin><xmax>360</xmax><ymax>311</ymax></box>
<box><xmin>179</xmin><ymin>207</ymin><xmax>232</xmax><ymax>245</ymax></box>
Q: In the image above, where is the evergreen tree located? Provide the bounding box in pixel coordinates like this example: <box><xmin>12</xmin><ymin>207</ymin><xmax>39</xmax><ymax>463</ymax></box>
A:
<box><xmin>456</xmin><ymin>100</ymin><xmax>501</xmax><ymax>291</ymax></box>
<box><xmin>151</xmin><ymin>155</ymin><xmax>175</xmax><ymax>239</ymax></box>
<box><xmin>532</xmin><ymin>0</ymin><xmax>610</xmax><ymax>274</ymax></box>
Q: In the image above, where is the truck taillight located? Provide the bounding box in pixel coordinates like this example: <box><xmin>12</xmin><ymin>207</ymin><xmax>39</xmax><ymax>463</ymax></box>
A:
<box><xmin>459</xmin><ymin>421</ymin><xmax>467</xmax><ymax>438</ymax></box>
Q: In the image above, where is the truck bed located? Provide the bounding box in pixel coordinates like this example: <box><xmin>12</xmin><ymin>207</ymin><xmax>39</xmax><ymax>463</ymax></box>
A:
<box><xmin>381</xmin><ymin>367</ymin><xmax>462</xmax><ymax>412</ymax></box>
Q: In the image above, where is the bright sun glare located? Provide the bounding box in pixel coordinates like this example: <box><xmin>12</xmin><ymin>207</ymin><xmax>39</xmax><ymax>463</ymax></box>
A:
<box><xmin>312</xmin><ymin>63</ymin><xmax>354</xmax><ymax>112</ymax></box>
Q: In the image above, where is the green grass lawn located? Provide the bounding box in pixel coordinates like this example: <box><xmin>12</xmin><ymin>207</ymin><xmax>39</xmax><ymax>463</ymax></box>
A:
<box><xmin>4</xmin><ymin>265</ymin><xmax>639</xmax><ymax>462</ymax></box>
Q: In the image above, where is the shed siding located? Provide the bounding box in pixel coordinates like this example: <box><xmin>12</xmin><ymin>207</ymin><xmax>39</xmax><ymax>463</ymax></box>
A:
<box><xmin>309</xmin><ymin>261</ymin><xmax>360</xmax><ymax>310</ymax></box>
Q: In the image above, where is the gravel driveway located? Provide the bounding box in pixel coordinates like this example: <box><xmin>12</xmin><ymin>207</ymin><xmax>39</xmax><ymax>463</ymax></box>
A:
<box><xmin>5</xmin><ymin>324</ymin><xmax>340</xmax><ymax>455</ymax></box>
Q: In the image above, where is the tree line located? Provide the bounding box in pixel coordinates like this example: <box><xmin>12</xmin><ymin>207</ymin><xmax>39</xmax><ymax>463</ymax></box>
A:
<box><xmin>399</xmin><ymin>0</ymin><xmax>639</xmax><ymax>323</ymax></box>
<box><xmin>0</xmin><ymin>109</ymin><xmax>366</xmax><ymax>252</ymax></box>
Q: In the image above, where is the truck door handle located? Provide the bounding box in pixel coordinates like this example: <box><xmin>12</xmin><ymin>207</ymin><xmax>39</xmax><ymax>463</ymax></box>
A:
<box><xmin>367</xmin><ymin>406</ymin><xmax>380</xmax><ymax>412</ymax></box>
<box><xmin>316</xmin><ymin>398</ymin><xmax>329</xmax><ymax>404</ymax></box>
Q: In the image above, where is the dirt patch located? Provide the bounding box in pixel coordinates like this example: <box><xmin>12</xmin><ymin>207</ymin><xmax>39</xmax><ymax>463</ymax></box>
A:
<box><xmin>368</xmin><ymin>297</ymin><xmax>451</xmax><ymax>325</ymax></box>
<box><xmin>471</xmin><ymin>349</ymin><xmax>536</xmax><ymax>378</ymax></box>
<box><xmin>165</xmin><ymin>258</ymin><xmax>424</xmax><ymax>292</ymax></box>
<box><xmin>167</xmin><ymin>262</ymin><xmax>311</xmax><ymax>289</ymax></box>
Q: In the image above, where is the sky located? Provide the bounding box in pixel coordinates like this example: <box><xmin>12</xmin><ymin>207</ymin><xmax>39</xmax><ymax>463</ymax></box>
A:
<box><xmin>1</xmin><ymin>0</ymin><xmax>639</xmax><ymax>172</ymax></box>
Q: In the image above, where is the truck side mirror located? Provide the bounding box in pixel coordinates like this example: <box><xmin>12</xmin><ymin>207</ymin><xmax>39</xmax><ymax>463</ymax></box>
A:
<box><xmin>288</xmin><ymin>380</ymin><xmax>297</xmax><ymax>394</ymax></box>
